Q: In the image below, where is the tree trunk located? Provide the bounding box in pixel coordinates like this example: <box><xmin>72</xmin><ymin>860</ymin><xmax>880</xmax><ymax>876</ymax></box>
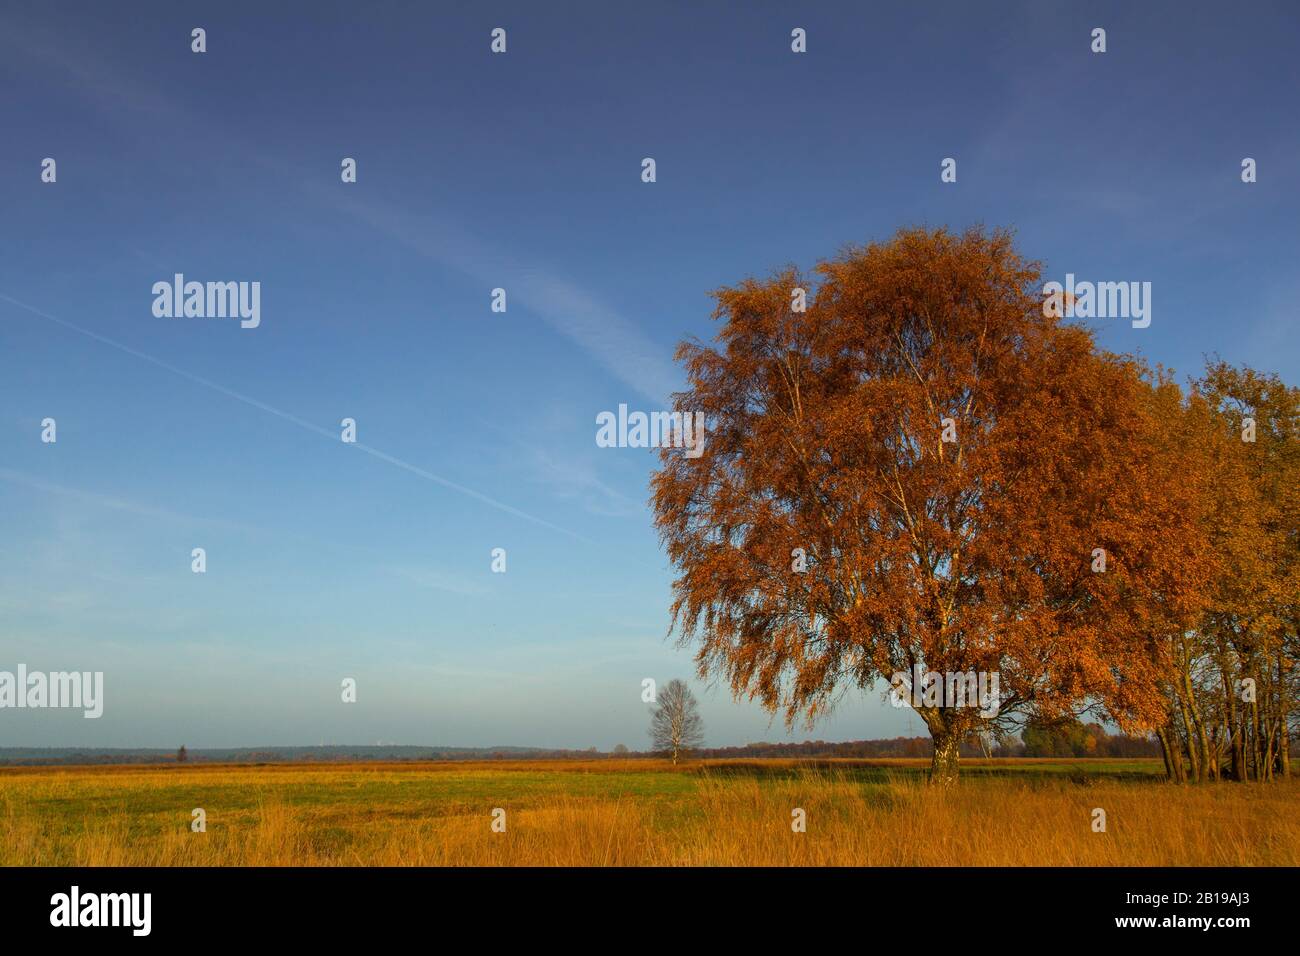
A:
<box><xmin>1275</xmin><ymin>649</ymin><xmax>1291</xmax><ymax>779</ymax></box>
<box><xmin>1224</xmin><ymin>667</ymin><xmax>1246</xmax><ymax>781</ymax></box>
<box><xmin>929</xmin><ymin>728</ymin><xmax>960</xmax><ymax>787</ymax></box>
<box><xmin>1261</xmin><ymin>715</ymin><xmax>1277</xmax><ymax>782</ymax></box>
<box><xmin>1157</xmin><ymin>722</ymin><xmax>1186</xmax><ymax>783</ymax></box>
<box><xmin>1251</xmin><ymin>697</ymin><xmax>1266</xmax><ymax>782</ymax></box>
<box><xmin>1181</xmin><ymin>667</ymin><xmax>1213</xmax><ymax>781</ymax></box>
<box><xmin>1177</xmin><ymin>693</ymin><xmax>1201</xmax><ymax>782</ymax></box>
<box><xmin>1208</xmin><ymin>722</ymin><xmax>1225</xmax><ymax>780</ymax></box>
<box><xmin>1156</xmin><ymin>725</ymin><xmax>1175</xmax><ymax>780</ymax></box>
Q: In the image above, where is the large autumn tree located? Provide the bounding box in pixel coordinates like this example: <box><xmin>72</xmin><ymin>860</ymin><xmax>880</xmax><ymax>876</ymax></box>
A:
<box><xmin>652</xmin><ymin>226</ymin><xmax>1202</xmax><ymax>784</ymax></box>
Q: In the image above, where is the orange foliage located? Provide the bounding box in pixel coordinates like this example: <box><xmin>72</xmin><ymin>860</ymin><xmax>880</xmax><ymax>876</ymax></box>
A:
<box><xmin>652</xmin><ymin>226</ymin><xmax>1209</xmax><ymax>781</ymax></box>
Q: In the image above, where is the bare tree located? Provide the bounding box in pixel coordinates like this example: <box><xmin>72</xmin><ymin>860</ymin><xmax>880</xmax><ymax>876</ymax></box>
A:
<box><xmin>649</xmin><ymin>679</ymin><xmax>705</xmax><ymax>764</ymax></box>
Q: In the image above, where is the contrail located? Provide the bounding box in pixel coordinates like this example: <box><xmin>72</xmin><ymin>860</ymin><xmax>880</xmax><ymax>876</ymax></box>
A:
<box><xmin>0</xmin><ymin>292</ymin><xmax>588</xmax><ymax>541</ymax></box>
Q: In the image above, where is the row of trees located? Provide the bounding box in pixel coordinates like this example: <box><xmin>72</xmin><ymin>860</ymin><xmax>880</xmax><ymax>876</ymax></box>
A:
<box><xmin>1015</xmin><ymin>718</ymin><xmax>1160</xmax><ymax>758</ymax></box>
<box><xmin>652</xmin><ymin>226</ymin><xmax>1297</xmax><ymax>784</ymax></box>
<box><xmin>1158</xmin><ymin>363</ymin><xmax>1298</xmax><ymax>781</ymax></box>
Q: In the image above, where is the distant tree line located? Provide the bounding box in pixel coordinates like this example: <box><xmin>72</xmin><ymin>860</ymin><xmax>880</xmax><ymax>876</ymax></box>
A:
<box><xmin>1</xmin><ymin>729</ymin><xmax>1168</xmax><ymax>766</ymax></box>
<box><xmin>687</xmin><ymin>727</ymin><xmax>1161</xmax><ymax>761</ymax></box>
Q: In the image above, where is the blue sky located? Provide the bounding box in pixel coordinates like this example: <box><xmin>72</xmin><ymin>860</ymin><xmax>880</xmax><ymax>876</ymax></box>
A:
<box><xmin>2</xmin><ymin>1</ymin><xmax>1297</xmax><ymax>748</ymax></box>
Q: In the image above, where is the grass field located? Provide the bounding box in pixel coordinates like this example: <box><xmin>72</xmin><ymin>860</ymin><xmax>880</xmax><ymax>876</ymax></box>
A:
<box><xmin>2</xmin><ymin>757</ymin><xmax>1296</xmax><ymax>866</ymax></box>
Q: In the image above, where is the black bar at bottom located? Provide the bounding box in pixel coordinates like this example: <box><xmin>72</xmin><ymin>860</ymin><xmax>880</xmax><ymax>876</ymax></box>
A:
<box><xmin>0</xmin><ymin>866</ymin><xmax>1278</xmax><ymax>941</ymax></box>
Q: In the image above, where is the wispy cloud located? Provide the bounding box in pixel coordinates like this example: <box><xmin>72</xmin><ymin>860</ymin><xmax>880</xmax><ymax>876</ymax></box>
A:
<box><xmin>2</xmin><ymin>12</ymin><xmax>682</xmax><ymax>407</ymax></box>
<box><xmin>0</xmin><ymin>466</ymin><xmax>253</xmax><ymax>531</ymax></box>
<box><xmin>522</xmin><ymin>446</ymin><xmax>646</xmax><ymax>519</ymax></box>
<box><xmin>0</xmin><ymin>293</ymin><xmax>585</xmax><ymax>540</ymax></box>
<box><xmin>327</xmin><ymin>191</ymin><xmax>681</xmax><ymax>405</ymax></box>
<box><xmin>472</xmin><ymin>413</ymin><xmax>647</xmax><ymax>518</ymax></box>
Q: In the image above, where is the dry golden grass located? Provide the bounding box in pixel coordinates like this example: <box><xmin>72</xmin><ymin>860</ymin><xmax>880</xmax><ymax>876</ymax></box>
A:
<box><xmin>1</xmin><ymin>758</ymin><xmax>1295</xmax><ymax>866</ymax></box>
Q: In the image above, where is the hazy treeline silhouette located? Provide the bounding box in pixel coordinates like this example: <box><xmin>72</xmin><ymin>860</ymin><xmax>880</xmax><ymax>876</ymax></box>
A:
<box><xmin>1</xmin><ymin>730</ymin><xmax>1169</xmax><ymax>766</ymax></box>
<box><xmin>0</xmin><ymin>745</ymin><xmax>608</xmax><ymax>766</ymax></box>
<box><xmin>692</xmin><ymin>728</ymin><xmax>1161</xmax><ymax>760</ymax></box>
